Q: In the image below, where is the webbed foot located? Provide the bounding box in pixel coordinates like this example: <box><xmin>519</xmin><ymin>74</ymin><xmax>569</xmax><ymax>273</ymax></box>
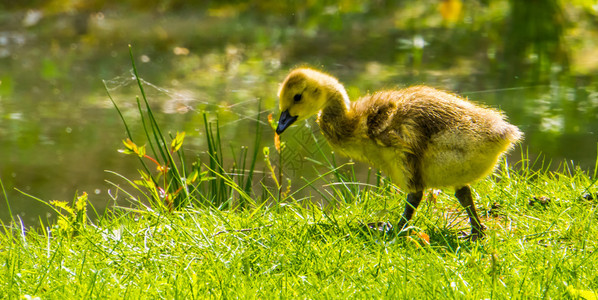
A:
<box><xmin>364</xmin><ymin>221</ymin><xmax>393</xmax><ymax>234</ymax></box>
<box><xmin>458</xmin><ymin>228</ymin><xmax>486</xmax><ymax>242</ymax></box>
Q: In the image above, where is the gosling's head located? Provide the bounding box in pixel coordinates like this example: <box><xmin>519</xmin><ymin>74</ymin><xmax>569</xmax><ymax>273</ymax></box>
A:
<box><xmin>276</xmin><ymin>68</ymin><xmax>347</xmax><ymax>134</ymax></box>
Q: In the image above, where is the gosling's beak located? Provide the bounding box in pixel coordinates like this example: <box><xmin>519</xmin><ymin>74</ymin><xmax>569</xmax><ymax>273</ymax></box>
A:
<box><xmin>276</xmin><ymin>110</ymin><xmax>298</xmax><ymax>135</ymax></box>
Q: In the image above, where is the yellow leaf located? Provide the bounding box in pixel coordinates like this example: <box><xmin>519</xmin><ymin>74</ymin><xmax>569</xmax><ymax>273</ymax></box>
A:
<box><xmin>274</xmin><ymin>133</ymin><xmax>281</xmax><ymax>153</ymax></box>
<box><xmin>170</xmin><ymin>131</ymin><xmax>186</xmax><ymax>153</ymax></box>
<box><xmin>439</xmin><ymin>0</ymin><xmax>462</xmax><ymax>23</ymax></box>
<box><xmin>188</xmin><ymin>169</ymin><xmax>199</xmax><ymax>184</ymax></box>
<box><xmin>119</xmin><ymin>138</ymin><xmax>137</xmax><ymax>155</ymax></box>
<box><xmin>120</xmin><ymin>138</ymin><xmax>146</xmax><ymax>157</ymax></box>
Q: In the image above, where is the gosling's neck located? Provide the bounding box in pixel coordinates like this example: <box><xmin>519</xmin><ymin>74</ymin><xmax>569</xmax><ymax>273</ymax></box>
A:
<box><xmin>316</xmin><ymin>75</ymin><xmax>351</xmax><ymax>116</ymax></box>
<box><xmin>317</xmin><ymin>85</ymin><xmax>355</xmax><ymax>144</ymax></box>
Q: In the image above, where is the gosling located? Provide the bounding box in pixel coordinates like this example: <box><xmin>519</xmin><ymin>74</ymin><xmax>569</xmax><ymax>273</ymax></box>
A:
<box><xmin>275</xmin><ymin>68</ymin><xmax>523</xmax><ymax>240</ymax></box>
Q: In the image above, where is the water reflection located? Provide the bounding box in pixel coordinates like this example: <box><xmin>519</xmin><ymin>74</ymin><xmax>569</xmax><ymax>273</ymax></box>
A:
<box><xmin>501</xmin><ymin>0</ymin><xmax>568</xmax><ymax>83</ymax></box>
<box><xmin>0</xmin><ymin>1</ymin><xmax>597</xmax><ymax>225</ymax></box>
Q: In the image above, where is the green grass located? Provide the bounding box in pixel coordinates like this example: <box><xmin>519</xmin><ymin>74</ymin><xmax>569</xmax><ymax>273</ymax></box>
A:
<box><xmin>1</xmin><ymin>50</ymin><xmax>597</xmax><ymax>298</ymax></box>
<box><xmin>1</xmin><ymin>160</ymin><xmax>597</xmax><ymax>298</ymax></box>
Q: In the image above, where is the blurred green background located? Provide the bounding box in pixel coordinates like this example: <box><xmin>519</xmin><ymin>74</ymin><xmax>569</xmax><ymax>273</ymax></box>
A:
<box><xmin>1</xmin><ymin>0</ymin><xmax>597</xmax><ymax>224</ymax></box>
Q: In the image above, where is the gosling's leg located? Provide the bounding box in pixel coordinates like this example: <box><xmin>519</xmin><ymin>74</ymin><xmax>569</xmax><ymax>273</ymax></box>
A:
<box><xmin>455</xmin><ymin>185</ymin><xmax>485</xmax><ymax>240</ymax></box>
<box><xmin>396</xmin><ymin>191</ymin><xmax>424</xmax><ymax>231</ymax></box>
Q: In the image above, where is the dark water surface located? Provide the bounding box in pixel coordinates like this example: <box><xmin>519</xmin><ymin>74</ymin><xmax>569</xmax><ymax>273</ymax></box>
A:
<box><xmin>1</xmin><ymin>1</ymin><xmax>597</xmax><ymax>224</ymax></box>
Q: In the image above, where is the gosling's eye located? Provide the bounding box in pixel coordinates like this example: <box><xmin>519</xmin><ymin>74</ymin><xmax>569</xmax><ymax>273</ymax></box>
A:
<box><xmin>293</xmin><ymin>94</ymin><xmax>302</xmax><ymax>102</ymax></box>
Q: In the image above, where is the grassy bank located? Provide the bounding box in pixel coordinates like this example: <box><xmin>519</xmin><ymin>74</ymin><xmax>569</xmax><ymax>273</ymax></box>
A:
<box><xmin>1</xmin><ymin>158</ymin><xmax>597</xmax><ymax>298</ymax></box>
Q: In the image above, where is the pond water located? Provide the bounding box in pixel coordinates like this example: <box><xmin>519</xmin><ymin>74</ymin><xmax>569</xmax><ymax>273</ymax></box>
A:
<box><xmin>1</xmin><ymin>1</ymin><xmax>597</xmax><ymax>225</ymax></box>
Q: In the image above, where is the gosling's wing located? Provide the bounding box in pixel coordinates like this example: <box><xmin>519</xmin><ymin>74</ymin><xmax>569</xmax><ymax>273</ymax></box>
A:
<box><xmin>356</xmin><ymin>88</ymin><xmax>462</xmax><ymax>154</ymax></box>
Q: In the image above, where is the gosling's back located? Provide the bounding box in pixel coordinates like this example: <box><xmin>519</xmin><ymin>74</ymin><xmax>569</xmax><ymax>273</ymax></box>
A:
<box><xmin>319</xmin><ymin>86</ymin><xmax>522</xmax><ymax>192</ymax></box>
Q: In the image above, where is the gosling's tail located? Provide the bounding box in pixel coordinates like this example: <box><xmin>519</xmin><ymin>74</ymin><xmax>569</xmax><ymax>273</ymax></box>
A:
<box><xmin>494</xmin><ymin>123</ymin><xmax>523</xmax><ymax>152</ymax></box>
<box><xmin>503</xmin><ymin>124</ymin><xmax>523</xmax><ymax>144</ymax></box>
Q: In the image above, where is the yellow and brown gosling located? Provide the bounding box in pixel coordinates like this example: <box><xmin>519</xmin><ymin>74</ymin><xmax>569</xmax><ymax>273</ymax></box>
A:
<box><xmin>275</xmin><ymin>67</ymin><xmax>523</xmax><ymax>240</ymax></box>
